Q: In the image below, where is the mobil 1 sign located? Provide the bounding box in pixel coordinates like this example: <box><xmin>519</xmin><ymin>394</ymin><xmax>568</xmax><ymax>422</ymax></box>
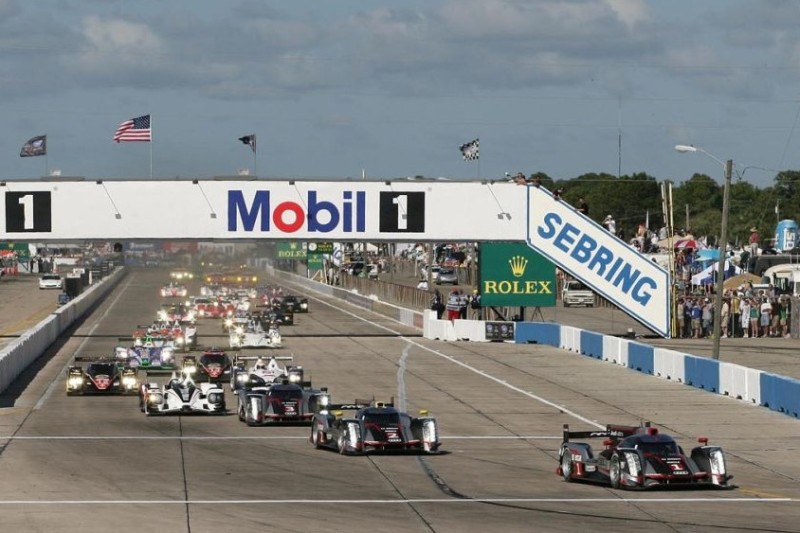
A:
<box><xmin>526</xmin><ymin>186</ymin><xmax>670</xmax><ymax>337</ymax></box>
<box><xmin>479</xmin><ymin>242</ymin><xmax>556</xmax><ymax>307</ymax></box>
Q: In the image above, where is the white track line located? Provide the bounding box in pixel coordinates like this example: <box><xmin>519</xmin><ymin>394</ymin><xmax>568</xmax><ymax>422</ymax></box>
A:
<box><xmin>296</xmin><ymin>283</ymin><xmax>604</xmax><ymax>430</ymax></box>
<box><xmin>34</xmin><ymin>277</ymin><xmax>135</xmax><ymax>411</ymax></box>
<box><xmin>0</xmin><ymin>497</ymin><xmax>790</xmax><ymax>505</ymax></box>
<box><xmin>0</xmin><ymin>435</ymin><xmax>560</xmax><ymax>441</ymax></box>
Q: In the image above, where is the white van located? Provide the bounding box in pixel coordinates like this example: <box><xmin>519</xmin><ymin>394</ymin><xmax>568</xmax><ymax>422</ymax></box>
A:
<box><xmin>562</xmin><ymin>280</ymin><xmax>594</xmax><ymax>307</ymax></box>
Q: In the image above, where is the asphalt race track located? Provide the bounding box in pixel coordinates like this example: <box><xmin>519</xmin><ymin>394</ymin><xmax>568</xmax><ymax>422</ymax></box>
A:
<box><xmin>0</xmin><ymin>268</ymin><xmax>799</xmax><ymax>533</ymax></box>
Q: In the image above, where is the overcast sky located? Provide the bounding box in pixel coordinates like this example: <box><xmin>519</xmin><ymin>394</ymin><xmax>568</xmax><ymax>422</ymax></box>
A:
<box><xmin>3</xmin><ymin>0</ymin><xmax>800</xmax><ymax>188</ymax></box>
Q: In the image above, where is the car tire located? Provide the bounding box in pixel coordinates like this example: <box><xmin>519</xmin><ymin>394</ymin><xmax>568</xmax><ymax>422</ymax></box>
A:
<box><xmin>560</xmin><ymin>450</ymin><xmax>573</xmax><ymax>482</ymax></box>
<box><xmin>337</xmin><ymin>432</ymin><xmax>347</xmax><ymax>455</ymax></box>
<box><xmin>609</xmin><ymin>455</ymin><xmax>622</xmax><ymax>489</ymax></box>
<box><xmin>312</xmin><ymin>426</ymin><xmax>324</xmax><ymax>449</ymax></box>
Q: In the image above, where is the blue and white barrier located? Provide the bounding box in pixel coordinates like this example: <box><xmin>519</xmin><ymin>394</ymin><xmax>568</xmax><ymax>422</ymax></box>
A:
<box><xmin>0</xmin><ymin>268</ymin><xmax>127</xmax><ymax>394</ymax></box>
<box><xmin>268</xmin><ymin>267</ymin><xmax>800</xmax><ymax>420</ymax></box>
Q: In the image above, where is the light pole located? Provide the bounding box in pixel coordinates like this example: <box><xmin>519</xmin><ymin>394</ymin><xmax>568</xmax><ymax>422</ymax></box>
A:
<box><xmin>675</xmin><ymin>144</ymin><xmax>732</xmax><ymax>360</ymax></box>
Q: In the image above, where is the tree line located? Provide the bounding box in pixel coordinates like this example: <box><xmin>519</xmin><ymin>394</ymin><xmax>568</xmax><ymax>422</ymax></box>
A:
<box><xmin>529</xmin><ymin>170</ymin><xmax>796</xmax><ymax>247</ymax></box>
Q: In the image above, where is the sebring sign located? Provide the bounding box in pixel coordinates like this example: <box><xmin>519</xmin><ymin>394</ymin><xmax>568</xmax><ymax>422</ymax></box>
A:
<box><xmin>479</xmin><ymin>242</ymin><xmax>556</xmax><ymax>307</ymax></box>
<box><xmin>526</xmin><ymin>186</ymin><xmax>670</xmax><ymax>337</ymax></box>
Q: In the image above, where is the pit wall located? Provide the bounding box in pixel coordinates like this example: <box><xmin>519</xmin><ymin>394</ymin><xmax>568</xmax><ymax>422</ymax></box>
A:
<box><xmin>0</xmin><ymin>268</ymin><xmax>127</xmax><ymax>394</ymax></box>
<box><xmin>271</xmin><ymin>268</ymin><xmax>799</xmax><ymax>420</ymax></box>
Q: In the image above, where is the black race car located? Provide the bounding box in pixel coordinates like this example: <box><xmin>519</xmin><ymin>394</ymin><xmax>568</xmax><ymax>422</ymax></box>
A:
<box><xmin>281</xmin><ymin>295</ymin><xmax>309</xmax><ymax>313</ymax></box>
<box><xmin>192</xmin><ymin>349</ymin><xmax>233</xmax><ymax>384</ymax></box>
<box><xmin>310</xmin><ymin>399</ymin><xmax>440</xmax><ymax>455</ymax></box>
<box><xmin>66</xmin><ymin>357</ymin><xmax>138</xmax><ymax>395</ymax></box>
<box><xmin>557</xmin><ymin>422</ymin><xmax>734</xmax><ymax>490</ymax></box>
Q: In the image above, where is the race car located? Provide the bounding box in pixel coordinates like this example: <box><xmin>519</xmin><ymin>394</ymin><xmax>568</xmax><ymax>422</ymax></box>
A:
<box><xmin>170</xmin><ymin>270</ymin><xmax>194</xmax><ymax>281</ymax></box>
<box><xmin>556</xmin><ymin>422</ymin><xmax>734</xmax><ymax>490</ymax></box>
<box><xmin>139</xmin><ymin>366</ymin><xmax>226</xmax><ymax>416</ymax></box>
<box><xmin>192</xmin><ymin>350</ymin><xmax>233</xmax><ymax>384</ymax></box>
<box><xmin>280</xmin><ymin>295</ymin><xmax>309</xmax><ymax>313</ymax></box>
<box><xmin>230</xmin><ymin>355</ymin><xmax>302</xmax><ymax>392</ymax></box>
<box><xmin>310</xmin><ymin>399</ymin><xmax>440</xmax><ymax>455</ymax></box>
<box><xmin>66</xmin><ymin>357</ymin><xmax>138</xmax><ymax>395</ymax></box>
<box><xmin>229</xmin><ymin>320</ymin><xmax>282</xmax><ymax>349</ymax></box>
<box><xmin>116</xmin><ymin>338</ymin><xmax>176</xmax><ymax>369</ymax></box>
<box><xmin>237</xmin><ymin>378</ymin><xmax>330</xmax><ymax>426</ymax></box>
<box><xmin>158</xmin><ymin>303</ymin><xmax>196</xmax><ymax>324</ymax></box>
<box><xmin>160</xmin><ymin>282</ymin><xmax>188</xmax><ymax>298</ymax></box>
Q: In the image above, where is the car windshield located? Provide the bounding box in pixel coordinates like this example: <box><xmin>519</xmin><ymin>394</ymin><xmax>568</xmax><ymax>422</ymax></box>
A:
<box><xmin>633</xmin><ymin>441</ymin><xmax>680</xmax><ymax>455</ymax></box>
<box><xmin>42</xmin><ymin>275</ymin><xmax>60</xmax><ymax>280</ymax></box>
<box><xmin>566</xmin><ymin>281</ymin><xmax>588</xmax><ymax>290</ymax></box>
<box><xmin>200</xmin><ymin>353</ymin><xmax>228</xmax><ymax>367</ymax></box>
<box><xmin>269</xmin><ymin>388</ymin><xmax>303</xmax><ymax>400</ymax></box>
<box><xmin>88</xmin><ymin>363</ymin><xmax>116</xmax><ymax>376</ymax></box>
<box><xmin>440</xmin><ymin>268</ymin><xmax>455</xmax><ymax>275</ymax></box>
<box><xmin>362</xmin><ymin>412</ymin><xmax>401</xmax><ymax>426</ymax></box>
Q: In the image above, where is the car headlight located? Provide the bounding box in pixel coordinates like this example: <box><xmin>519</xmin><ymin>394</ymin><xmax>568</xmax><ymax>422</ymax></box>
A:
<box><xmin>183</xmin><ymin>365</ymin><xmax>197</xmax><ymax>375</ymax></box>
<box><xmin>122</xmin><ymin>376</ymin><xmax>136</xmax><ymax>387</ymax></box>
<box><xmin>237</xmin><ymin>373</ymin><xmax>248</xmax><ymax>382</ymax></box>
<box><xmin>319</xmin><ymin>395</ymin><xmax>330</xmax><ymax>407</ymax></box>
<box><xmin>422</xmin><ymin>419</ymin><xmax>437</xmax><ymax>443</ymax></box>
<box><xmin>709</xmin><ymin>449</ymin><xmax>726</xmax><ymax>477</ymax></box>
<box><xmin>162</xmin><ymin>348</ymin><xmax>174</xmax><ymax>361</ymax></box>
<box><xmin>623</xmin><ymin>451</ymin><xmax>641</xmax><ymax>476</ymax></box>
<box><xmin>300</xmin><ymin>302</ymin><xmax>308</xmax><ymax>310</ymax></box>
<box><xmin>208</xmin><ymin>392</ymin><xmax>222</xmax><ymax>404</ymax></box>
<box><xmin>225</xmin><ymin>319</ymin><xmax>233</xmax><ymax>327</ymax></box>
<box><xmin>288</xmin><ymin>373</ymin><xmax>301</xmax><ymax>383</ymax></box>
<box><xmin>176</xmin><ymin>337</ymin><xmax>184</xmax><ymax>345</ymax></box>
<box><xmin>235</xmin><ymin>327</ymin><xmax>243</xmax><ymax>335</ymax></box>
<box><xmin>148</xmin><ymin>392</ymin><xmax>163</xmax><ymax>404</ymax></box>
<box><xmin>68</xmin><ymin>376</ymin><xmax>83</xmax><ymax>388</ymax></box>
<box><xmin>347</xmin><ymin>422</ymin><xmax>360</xmax><ymax>447</ymax></box>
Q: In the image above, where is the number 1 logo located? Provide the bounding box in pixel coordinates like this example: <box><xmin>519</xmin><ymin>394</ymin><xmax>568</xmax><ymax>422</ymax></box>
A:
<box><xmin>5</xmin><ymin>191</ymin><xmax>52</xmax><ymax>233</ymax></box>
<box><xmin>379</xmin><ymin>191</ymin><xmax>425</xmax><ymax>233</ymax></box>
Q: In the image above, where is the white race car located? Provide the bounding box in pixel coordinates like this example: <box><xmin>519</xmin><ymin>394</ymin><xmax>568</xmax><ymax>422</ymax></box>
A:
<box><xmin>231</xmin><ymin>355</ymin><xmax>302</xmax><ymax>392</ymax></box>
<box><xmin>229</xmin><ymin>321</ymin><xmax>282</xmax><ymax>349</ymax></box>
<box><xmin>139</xmin><ymin>366</ymin><xmax>226</xmax><ymax>415</ymax></box>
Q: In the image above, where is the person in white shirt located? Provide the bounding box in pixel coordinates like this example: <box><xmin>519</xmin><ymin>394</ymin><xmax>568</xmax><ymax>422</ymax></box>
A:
<box><xmin>760</xmin><ymin>298</ymin><xmax>772</xmax><ymax>338</ymax></box>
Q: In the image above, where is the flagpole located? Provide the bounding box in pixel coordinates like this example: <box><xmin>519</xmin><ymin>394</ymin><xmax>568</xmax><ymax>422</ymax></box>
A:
<box><xmin>149</xmin><ymin>113</ymin><xmax>153</xmax><ymax>179</ymax></box>
<box><xmin>44</xmin><ymin>151</ymin><xmax>49</xmax><ymax>177</ymax></box>
<box><xmin>253</xmin><ymin>134</ymin><xmax>257</xmax><ymax>177</ymax></box>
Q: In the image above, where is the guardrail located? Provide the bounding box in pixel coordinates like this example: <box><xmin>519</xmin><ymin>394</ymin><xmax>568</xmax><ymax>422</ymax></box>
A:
<box><xmin>0</xmin><ymin>267</ymin><xmax>127</xmax><ymax>394</ymax></box>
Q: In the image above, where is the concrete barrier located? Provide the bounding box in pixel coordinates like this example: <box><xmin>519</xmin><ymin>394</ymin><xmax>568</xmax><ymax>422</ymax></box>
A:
<box><xmin>0</xmin><ymin>268</ymin><xmax>127</xmax><ymax>394</ymax></box>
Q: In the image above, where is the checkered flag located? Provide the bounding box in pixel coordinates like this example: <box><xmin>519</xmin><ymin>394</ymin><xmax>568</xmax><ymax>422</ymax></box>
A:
<box><xmin>459</xmin><ymin>138</ymin><xmax>479</xmax><ymax>161</ymax></box>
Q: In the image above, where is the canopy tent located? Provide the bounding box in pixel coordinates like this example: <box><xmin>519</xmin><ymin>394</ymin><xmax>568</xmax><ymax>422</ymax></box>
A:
<box><xmin>657</xmin><ymin>234</ymin><xmax>697</xmax><ymax>249</ymax></box>
<box><xmin>691</xmin><ymin>261</ymin><xmax>742</xmax><ymax>285</ymax></box>
<box><xmin>722</xmin><ymin>272</ymin><xmax>763</xmax><ymax>291</ymax></box>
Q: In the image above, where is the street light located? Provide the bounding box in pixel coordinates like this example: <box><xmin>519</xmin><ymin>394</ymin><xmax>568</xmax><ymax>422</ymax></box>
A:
<box><xmin>674</xmin><ymin>144</ymin><xmax>732</xmax><ymax>360</ymax></box>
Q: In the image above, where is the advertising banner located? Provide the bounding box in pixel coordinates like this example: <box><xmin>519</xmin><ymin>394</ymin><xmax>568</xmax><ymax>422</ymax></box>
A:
<box><xmin>0</xmin><ymin>180</ymin><xmax>525</xmax><ymax>241</ymax></box>
<box><xmin>526</xmin><ymin>186</ymin><xmax>670</xmax><ymax>337</ymax></box>
<box><xmin>485</xmin><ymin>321</ymin><xmax>515</xmax><ymax>341</ymax></box>
<box><xmin>307</xmin><ymin>241</ymin><xmax>334</xmax><ymax>254</ymax></box>
<box><xmin>277</xmin><ymin>242</ymin><xmax>306</xmax><ymax>259</ymax></box>
<box><xmin>479</xmin><ymin>242</ymin><xmax>556</xmax><ymax>307</ymax></box>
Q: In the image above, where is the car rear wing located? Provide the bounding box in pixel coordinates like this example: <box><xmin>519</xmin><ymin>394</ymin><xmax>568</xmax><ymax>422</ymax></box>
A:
<box><xmin>328</xmin><ymin>401</ymin><xmax>372</xmax><ymax>411</ymax></box>
<box><xmin>562</xmin><ymin>422</ymin><xmax>651</xmax><ymax>442</ymax></box>
<box><xmin>234</xmin><ymin>355</ymin><xmax>294</xmax><ymax>362</ymax></box>
<box><xmin>74</xmin><ymin>356</ymin><xmax>116</xmax><ymax>363</ymax></box>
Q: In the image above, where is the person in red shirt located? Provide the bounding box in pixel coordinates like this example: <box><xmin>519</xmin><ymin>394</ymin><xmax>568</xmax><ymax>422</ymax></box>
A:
<box><xmin>749</xmin><ymin>227</ymin><xmax>760</xmax><ymax>256</ymax></box>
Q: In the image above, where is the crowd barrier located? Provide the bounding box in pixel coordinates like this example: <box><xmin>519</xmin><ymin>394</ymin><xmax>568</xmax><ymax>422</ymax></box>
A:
<box><xmin>0</xmin><ymin>268</ymin><xmax>127</xmax><ymax>394</ymax></box>
<box><xmin>269</xmin><ymin>267</ymin><xmax>800</xmax><ymax>420</ymax></box>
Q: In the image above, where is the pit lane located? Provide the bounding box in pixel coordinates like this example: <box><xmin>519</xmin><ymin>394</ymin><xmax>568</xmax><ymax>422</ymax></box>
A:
<box><xmin>0</xmin><ymin>267</ymin><xmax>798</xmax><ymax>533</ymax></box>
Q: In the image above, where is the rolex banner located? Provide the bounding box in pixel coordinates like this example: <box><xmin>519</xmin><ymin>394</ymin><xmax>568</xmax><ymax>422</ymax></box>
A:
<box><xmin>478</xmin><ymin>242</ymin><xmax>557</xmax><ymax>307</ymax></box>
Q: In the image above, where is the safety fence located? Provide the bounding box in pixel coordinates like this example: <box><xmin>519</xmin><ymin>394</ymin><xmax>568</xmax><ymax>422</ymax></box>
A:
<box><xmin>0</xmin><ymin>267</ymin><xmax>127</xmax><ymax>394</ymax></box>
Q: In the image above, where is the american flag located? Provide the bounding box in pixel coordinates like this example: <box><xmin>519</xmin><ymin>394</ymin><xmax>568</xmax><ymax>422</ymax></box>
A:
<box><xmin>113</xmin><ymin>114</ymin><xmax>151</xmax><ymax>142</ymax></box>
<box><xmin>459</xmin><ymin>138</ymin><xmax>479</xmax><ymax>161</ymax></box>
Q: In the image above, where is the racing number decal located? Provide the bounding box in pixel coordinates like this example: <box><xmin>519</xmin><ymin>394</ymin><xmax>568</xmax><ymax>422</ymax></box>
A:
<box><xmin>379</xmin><ymin>191</ymin><xmax>424</xmax><ymax>233</ymax></box>
<box><xmin>5</xmin><ymin>191</ymin><xmax>52</xmax><ymax>232</ymax></box>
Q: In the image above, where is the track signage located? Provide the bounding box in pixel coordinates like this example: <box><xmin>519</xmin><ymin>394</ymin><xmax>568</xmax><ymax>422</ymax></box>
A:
<box><xmin>526</xmin><ymin>186</ymin><xmax>670</xmax><ymax>337</ymax></box>
<box><xmin>479</xmin><ymin>242</ymin><xmax>556</xmax><ymax>307</ymax></box>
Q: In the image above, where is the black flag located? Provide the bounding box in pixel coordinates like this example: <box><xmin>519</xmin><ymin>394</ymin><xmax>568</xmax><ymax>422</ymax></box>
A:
<box><xmin>238</xmin><ymin>134</ymin><xmax>256</xmax><ymax>154</ymax></box>
<box><xmin>20</xmin><ymin>135</ymin><xmax>47</xmax><ymax>157</ymax></box>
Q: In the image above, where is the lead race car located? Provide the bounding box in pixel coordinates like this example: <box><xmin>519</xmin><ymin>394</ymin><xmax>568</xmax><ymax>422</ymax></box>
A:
<box><xmin>230</xmin><ymin>355</ymin><xmax>299</xmax><ymax>392</ymax></box>
<box><xmin>310</xmin><ymin>399</ymin><xmax>440</xmax><ymax>455</ymax></box>
<box><xmin>66</xmin><ymin>357</ymin><xmax>139</xmax><ymax>395</ymax></box>
<box><xmin>139</xmin><ymin>364</ymin><xmax>226</xmax><ymax>415</ymax></box>
<box><xmin>229</xmin><ymin>320</ymin><xmax>282</xmax><ymax>349</ymax></box>
<box><xmin>556</xmin><ymin>422</ymin><xmax>734</xmax><ymax>490</ymax></box>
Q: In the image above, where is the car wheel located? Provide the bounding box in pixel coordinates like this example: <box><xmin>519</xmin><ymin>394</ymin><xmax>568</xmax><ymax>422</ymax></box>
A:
<box><xmin>312</xmin><ymin>426</ymin><xmax>324</xmax><ymax>449</ymax></box>
<box><xmin>560</xmin><ymin>451</ymin><xmax>573</xmax><ymax>482</ymax></box>
<box><xmin>337</xmin><ymin>432</ymin><xmax>347</xmax><ymax>455</ymax></box>
<box><xmin>609</xmin><ymin>455</ymin><xmax>622</xmax><ymax>489</ymax></box>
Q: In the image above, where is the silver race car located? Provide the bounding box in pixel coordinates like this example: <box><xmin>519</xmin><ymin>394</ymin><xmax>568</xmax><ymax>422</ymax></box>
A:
<box><xmin>139</xmin><ymin>365</ymin><xmax>226</xmax><ymax>415</ymax></box>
